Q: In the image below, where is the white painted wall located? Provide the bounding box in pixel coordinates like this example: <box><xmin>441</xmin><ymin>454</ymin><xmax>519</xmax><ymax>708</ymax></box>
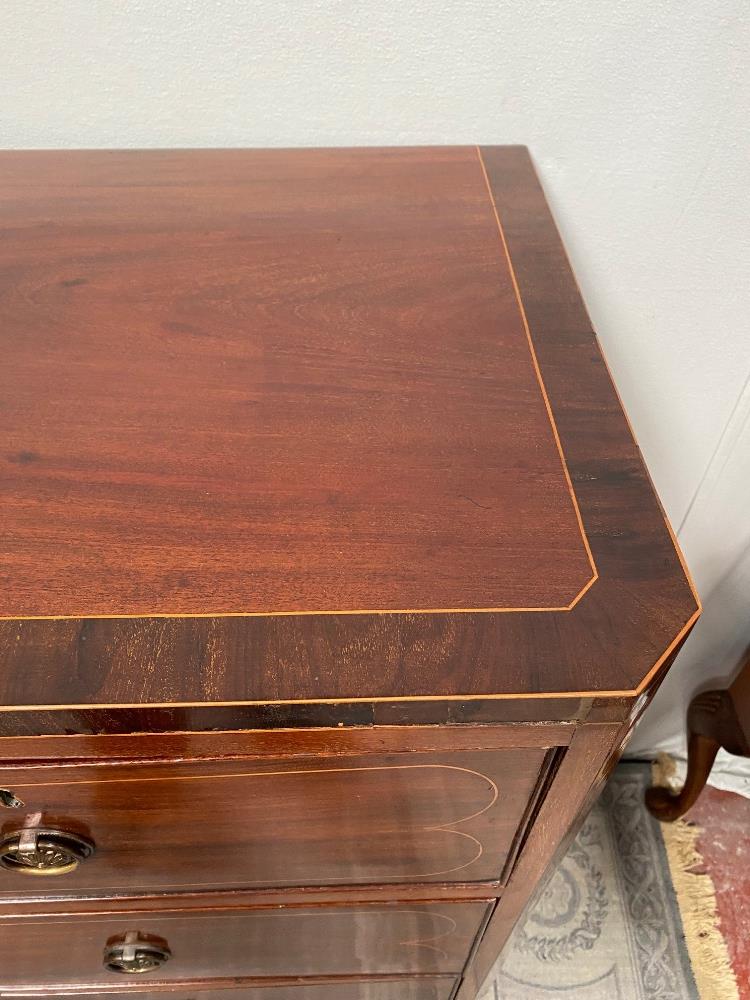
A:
<box><xmin>2</xmin><ymin>1</ymin><xmax>749</xmax><ymax>751</ymax></box>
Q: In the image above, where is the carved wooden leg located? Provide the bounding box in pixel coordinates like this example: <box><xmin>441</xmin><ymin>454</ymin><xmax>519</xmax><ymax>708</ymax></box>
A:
<box><xmin>646</xmin><ymin>690</ymin><xmax>730</xmax><ymax>822</ymax></box>
<box><xmin>646</xmin><ymin>731</ymin><xmax>720</xmax><ymax>821</ymax></box>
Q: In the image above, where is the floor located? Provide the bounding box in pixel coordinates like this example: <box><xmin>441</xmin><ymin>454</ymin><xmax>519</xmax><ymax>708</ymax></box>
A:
<box><xmin>684</xmin><ymin>784</ymin><xmax>750</xmax><ymax>997</ymax></box>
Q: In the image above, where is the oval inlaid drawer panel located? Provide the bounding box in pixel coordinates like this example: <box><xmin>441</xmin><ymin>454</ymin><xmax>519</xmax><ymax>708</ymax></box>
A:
<box><xmin>0</xmin><ymin>902</ymin><xmax>489</xmax><ymax>988</ymax></box>
<box><xmin>0</xmin><ymin>749</ymin><xmax>552</xmax><ymax>897</ymax></box>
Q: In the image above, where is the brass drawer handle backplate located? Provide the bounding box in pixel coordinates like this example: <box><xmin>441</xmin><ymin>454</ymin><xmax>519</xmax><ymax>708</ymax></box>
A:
<box><xmin>103</xmin><ymin>931</ymin><xmax>172</xmax><ymax>974</ymax></box>
<box><xmin>0</xmin><ymin>826</ymin><xmax>95</xmax><ymax>876</ymax></box>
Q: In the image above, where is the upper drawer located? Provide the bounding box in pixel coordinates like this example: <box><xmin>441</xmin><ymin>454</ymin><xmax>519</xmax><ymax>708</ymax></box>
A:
<box><xmin>0</xmin><ymin>748</ymin><xmax>551</xmax><ymax>897</ymax></box>
<box><xmin>0</xmin><ymin>901</ymin><xmax>487</xmax><ymax>988</ymax></box>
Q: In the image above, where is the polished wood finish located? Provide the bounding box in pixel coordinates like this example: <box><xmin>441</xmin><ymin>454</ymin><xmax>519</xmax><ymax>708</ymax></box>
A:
<box><xmin>0</xmin><ymin>146</ymin><xmax>698</xmax><ymax>999</ymax></box>
<box><xmin>0</xmin><ymin>147</ymin><xmax>698</xmax><ymax>735</ymax></box>
<box><xmin>0</xmin><ymin>748</ymin><xmax>552</xmax><ymax>899</ymax></box>
<box><xmin>0</xmin><ymin>722</ymin><xmax>574</xmax><ymax>762</ymax></box>
<box><xmin>0</xmin><ymin>900</ymin><xmax>489</xmax><ymax>987</ymax></box>
<box><xmin>0</xmin><ymin>698</ymin><xmax>589</xmax><ymax>738</ymax></box>
<box><xmin>0</xmin><ymin>883</ymin><xmax>494</xmax><ymax>916</ymax></box>
<box><xmin>1</xmin><ymin>147</ymin><xmax>592</xmax><ymax>620</ymax></box>
<box><xmin>7</xmin><ymin>979</ymin><xmax>458</xmax><ymax>999</ymax></box>
<box><xmin>647</xmin><ymin>652</ymin><xmax>750</xmax><ymax>822</ymax></box>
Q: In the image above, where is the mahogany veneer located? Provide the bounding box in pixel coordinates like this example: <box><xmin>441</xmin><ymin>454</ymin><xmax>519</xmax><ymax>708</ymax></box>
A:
<box><xmin>0</xmin><ymin>901</ymin><xmax>490</xmax><ymax>987</ymax></box>
<box><xmin>1</xmin><ymin>982</ymin><xmax>457</xmax><ymax>1000</ymax></box>
<box><xmin>0</xmin><ymin>749</ymin><xmax>551</xmax><ymax>898</ymax></box>
<box><xmin>0</xmin><ymin>146</ymin><xmax>698</xmax><ymax>998</ymax></box>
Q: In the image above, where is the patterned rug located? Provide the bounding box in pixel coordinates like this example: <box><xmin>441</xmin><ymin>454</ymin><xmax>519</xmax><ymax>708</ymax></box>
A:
<box><xmin>480</xmin><ymin>762</ymin><xmax>735</xmax><ymax>1000</ymax></box>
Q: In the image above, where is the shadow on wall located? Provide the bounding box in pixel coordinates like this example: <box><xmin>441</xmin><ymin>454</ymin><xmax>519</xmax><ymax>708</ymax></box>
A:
<box><xmin>629</xmin><ymin>374</ymin><xmax>750</xmax><ymax>757</ymax></box>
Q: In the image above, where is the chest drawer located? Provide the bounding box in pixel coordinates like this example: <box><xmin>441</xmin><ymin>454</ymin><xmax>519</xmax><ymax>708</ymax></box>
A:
<box><xmin>0</xmin><ymin>748</ymin><xmax>552</xmax><ymax>897</ymax></box>
<box><xmin>0</xmin><ymin>901</ymin><xmax>488</xmax><ymax>988</ymax></box>
<box><xmin>3</xmin><ymin>981</ymin><xmax>457</xmax><ymax>1000</ymax></box>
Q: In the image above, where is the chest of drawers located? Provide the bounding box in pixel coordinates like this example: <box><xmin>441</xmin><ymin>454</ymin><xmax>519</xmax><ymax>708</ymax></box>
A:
<box><xmin>0</xmin><ymin>145</ymin><xmax>699</xmax><ymax>999</ymax></box>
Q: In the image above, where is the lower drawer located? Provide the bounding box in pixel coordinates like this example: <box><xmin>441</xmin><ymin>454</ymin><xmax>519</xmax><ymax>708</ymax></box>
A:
<box><xmin>0</xmin><ymin>901</ymin><xmax>489</xmax><ymax>989</ymax></box>
<box><xmin>5</xmin><ymin>982</ymin><xmax>457</xmax><ymax>1000</ymax></box>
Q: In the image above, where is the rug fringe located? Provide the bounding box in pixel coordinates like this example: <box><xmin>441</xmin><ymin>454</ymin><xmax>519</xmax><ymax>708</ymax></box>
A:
<box><xmin>653</xmin><ymin>754</ymin><xmax>740</xmax><ymax>1000</ymax></box>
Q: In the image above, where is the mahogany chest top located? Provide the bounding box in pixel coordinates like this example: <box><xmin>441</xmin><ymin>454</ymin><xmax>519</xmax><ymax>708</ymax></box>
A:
<box><xmin>0</xmin><ymin>146</ymin><xmax>699</xmax><ymax>735</ymax></box>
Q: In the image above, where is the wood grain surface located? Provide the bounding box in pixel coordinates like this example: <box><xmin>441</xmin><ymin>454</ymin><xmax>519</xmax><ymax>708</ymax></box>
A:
<box><xmin>0</xmin><ymin>720</ymin><xmax>574</xmax><ymax>762</ymax></box>
<box><xmin>14</xmin><ymin>980</ymin><xmax>458</xmax><ymax>999</ymax></box>
<box><xmin>0</xmin><ymin>146</ymin><xmax>591</xmax><ymax>619</ymax></box>
<box><xmin>0</xmin><ymin>900</ymin><xmax>489</xmax><ymax>987</ymax></box>
<box><xmin>0</xmin><ymin>146</ymin><xmax>699</xmax><ymax>730</ymax></box>
<box><xmin>0</xmin><ymin>748</ymin><xmax>552</xmax><ymax>899</ymax></box>
<box><xmin>0</xmin><ymin>698</ymin><xmax>589</xmax><ymax>738</ymax></box>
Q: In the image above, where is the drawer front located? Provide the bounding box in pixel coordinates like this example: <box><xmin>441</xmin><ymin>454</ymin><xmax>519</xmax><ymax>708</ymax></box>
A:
<box><xmin>0</xmin><ymin>902</ymin><xmax>488</xmax><ymax>987</ymax></box>
<box><xmin>0</xmin><ymin>749</ymin><xmax>551</xmax><ymax>896</ymax></box>
<box><xmin>7</xmin><ymin>981</ymin><xmax>457</xmax><ymax>1000</ymax></box>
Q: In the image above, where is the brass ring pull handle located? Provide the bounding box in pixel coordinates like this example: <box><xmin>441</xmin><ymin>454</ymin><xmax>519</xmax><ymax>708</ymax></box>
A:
<box><xmin>0</xmin><ymin>827</ymin><xmax>95</xmax><ymax>876</ymax></box>
<box><xmin>104</xmin><ymin>931</ymin><xmax>172</xmax><ymax>975</ymax></box>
